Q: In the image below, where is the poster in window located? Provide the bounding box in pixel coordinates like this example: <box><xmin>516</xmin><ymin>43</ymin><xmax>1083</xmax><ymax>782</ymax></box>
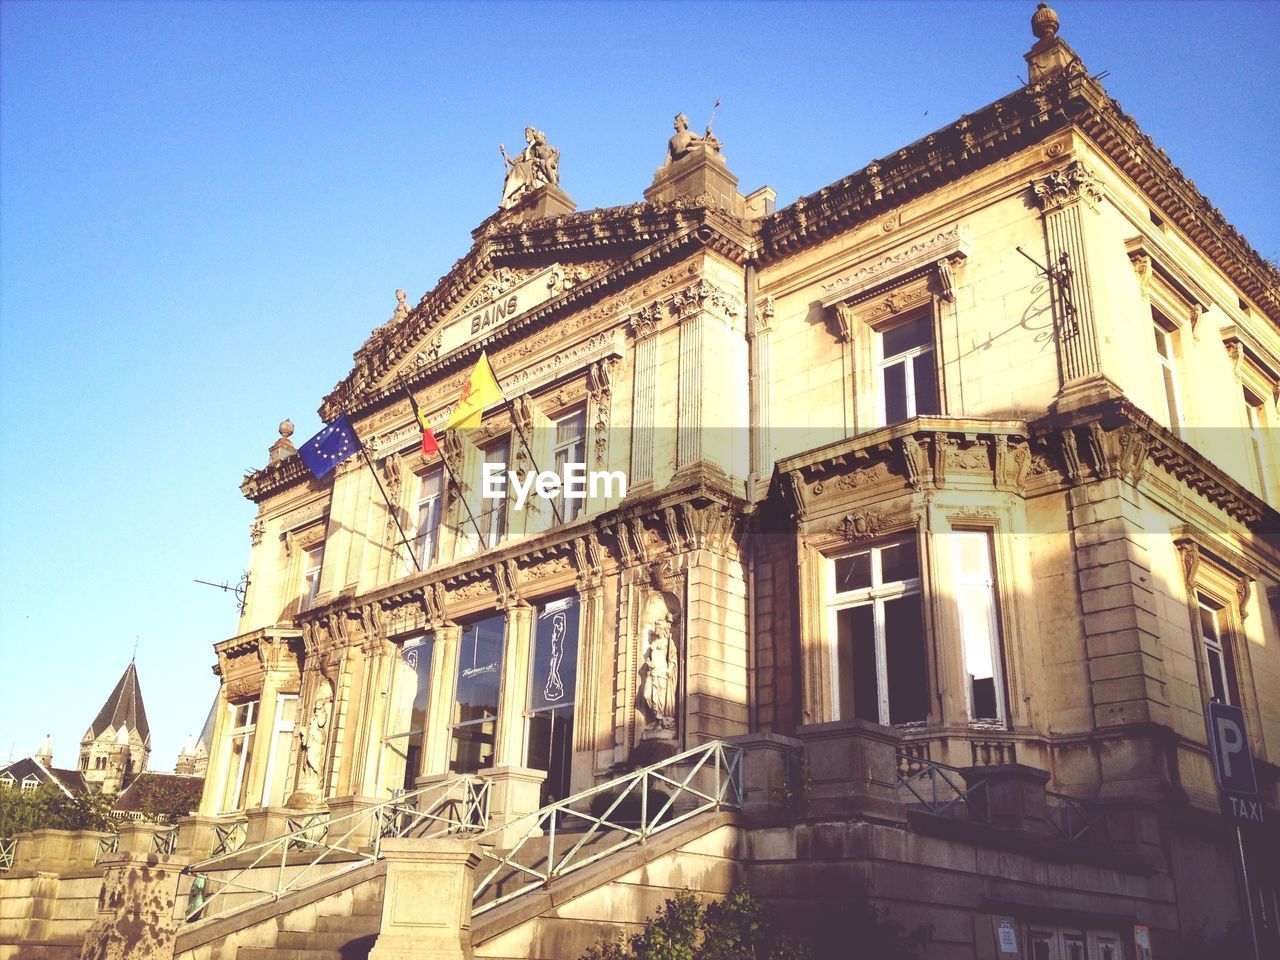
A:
<box><xmin>530</xmin><ymin>596</ymin><xmax>579</xmax><ymax>711</ymax></box>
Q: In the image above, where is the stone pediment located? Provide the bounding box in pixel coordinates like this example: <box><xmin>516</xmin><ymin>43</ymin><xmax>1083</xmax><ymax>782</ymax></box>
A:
<box><xmin>375</xmin><ymin>260</ymin><xmax>617</xmax><ymax>390</ymax></box>
<box><xmin>320</xmin><ymin>198</ymin><xmax>751</xmax><ymax>421</ymax></box>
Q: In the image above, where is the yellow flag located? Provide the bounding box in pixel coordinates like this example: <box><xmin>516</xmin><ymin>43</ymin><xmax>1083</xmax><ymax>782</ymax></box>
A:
<box><xmin>445</xmin><ymin>351</ymin><xmax>504</xmax><ymax>430</ymax></box>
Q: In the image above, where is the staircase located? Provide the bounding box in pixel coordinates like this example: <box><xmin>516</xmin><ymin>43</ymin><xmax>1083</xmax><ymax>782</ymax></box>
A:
<box><xmin>174</xmin><ymin>741</ymin><xmax>744</xmax><ymax>960</ymax></box>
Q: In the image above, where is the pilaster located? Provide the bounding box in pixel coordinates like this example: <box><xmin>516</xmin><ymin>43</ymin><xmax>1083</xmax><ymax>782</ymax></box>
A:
<box><xmin>1032</xmin><ymin>161</ymin><xmax>1116</xmax><ymax>408</ymax></box>
<box><xmin>422</xmin><ymin>626</ymin><xmax>460</xmax><ymax>778</ymax></box>
<box><xmin>494</xmin><ymin>603</ymin><xmax>534</xmax><ymax>767</ymax></box>
<box><xmin>628</xmin><ymin>306</ymin><xmax>660</xmax><ymax>487</ymax></box>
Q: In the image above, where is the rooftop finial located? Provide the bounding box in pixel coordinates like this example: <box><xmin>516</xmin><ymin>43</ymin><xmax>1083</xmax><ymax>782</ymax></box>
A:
<box><xmin>1032</xmin><ymin>2</ymin><xmax>1059</xmax><ymax>42</ymax></box>
<box><xmin>279</xmin><ymin>419</ymin><xmax>295</xmax><ymax>440</ymax></box>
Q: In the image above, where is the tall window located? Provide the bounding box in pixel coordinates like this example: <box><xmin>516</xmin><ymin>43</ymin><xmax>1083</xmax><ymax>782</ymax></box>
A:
<box><xmin>301</xmin><ymin>543</ymin><xmax>324</xmax><ymax>610</ymax></box>
<box><xmin>552</xmin><ymin>409</ymin><xmax>587</xmax><ymax>523</ymax></box>
<box><xmin>830</xmin><ymin>536</ymin><xmax>929</xmax><ymax>726</ymax></box>
<box><xmin>218</xmin><ymin>700</ymin><xmax>257</xmax><ymax>812</ymax></box>
<box><xmin>878</xmin><ymin>314</ymin><xmax>938</xmax><ymax>424</ymax></box>
<box><xmin>1152</xmin><ymin>311</ymin><xmax>1183</xmax><ymax>435</ymax></box>
<box><xmin>1244</xmin><ymin>387</ymin><xmax>1272</xmax><ymax>496</ymax></box>
<box><xmin>408</xmin><ymin>468</ymin><xmax>445</xmax><ymax>572</ymax></box>
<box><xmin>385</xmin><ymin>635</ymin><xmax>434</xmax><ymax>791</ymax></box>
<box><xmin>951</xmin><ymin>531</ymin><xmax>1008</xmax><ymax>725</ymax></box>
<box><xmin>1197</xmin><ymin>597</ymin><xmax>1239</xmax><ymax>705</ymax></box>
<box><xmin>260</xmin><ymin>695</ymin><xmax>298</xmax><ymax>807</ymax></box>
<box><xmin>477</xmin><ymin>439</ymin><xmax>510</xmax><ymax>549</ymax></box>
<box><xmin>526</xmin><ymin>596</ymin><xmax>580</xmax><ymax>804</ymax></box>
<box><xmin>450</xmin><ymin>613</ymin><xmax>505</xmax><ymax>773</ymax></box>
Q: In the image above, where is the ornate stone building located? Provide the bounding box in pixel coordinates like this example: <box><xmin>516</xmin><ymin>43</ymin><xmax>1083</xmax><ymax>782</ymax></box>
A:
<box><xmin>180</xmin><ymin>6</ymin><xmax>1279</xmax><ymax>958</ymax></box>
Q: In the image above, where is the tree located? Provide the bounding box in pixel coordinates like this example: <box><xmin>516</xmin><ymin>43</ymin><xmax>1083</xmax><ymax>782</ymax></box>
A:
<box><xmin>0</xmin><ymin>784</ymin><xmax>114</xmax><ymax>836</ymax></box>
<box><xmin>580</xmin><ymin>884</ymin><xmax>928</xmax><ymax>960</ymax></box>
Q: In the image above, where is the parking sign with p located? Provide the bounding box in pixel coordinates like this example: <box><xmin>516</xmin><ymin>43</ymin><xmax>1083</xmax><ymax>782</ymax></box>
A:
<box><xmin>1205</xmin><ymin>700</ymin><xmax>1257</xmax><ymax>796</ymax></box>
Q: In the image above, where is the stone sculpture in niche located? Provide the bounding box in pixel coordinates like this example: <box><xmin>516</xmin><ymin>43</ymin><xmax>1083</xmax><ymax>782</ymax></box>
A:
<box><xmin>640</xmin><ymin>613</ymin><xmax>679</xmax><ymax>737</ymax></box>
<box><xmin>289</xmin><ymin>677</ymin><xmax>333</xmax><ymax>806</ymax></box>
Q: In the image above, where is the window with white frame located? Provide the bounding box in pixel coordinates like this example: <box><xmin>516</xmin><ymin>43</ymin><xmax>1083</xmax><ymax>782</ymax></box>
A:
<box><xmin>951</xmin><ymin>531</ymin><xmax>1008</xmax><ymax>725</ymax></box>
<box><xmin>218</xmin><ymin>700</ymin><xmax>258</xmax><ymax>812</ymax></box>
<box><xmin>407</xmin><ymin>467</ymin><xmax>445</xmax><ymax>573</ymax></box>
<box><xmin>477</xmin><ymin>438</ymin><xmax>510</xmax><ymax>549</ymax></box>
<box><xmin>260</xmin><ymin>695</ymin><xmax>298</xmax><ymax>808</ymax></box>
<box><xmin>1152</xmin><ymin>310</ymin><xmax>1183</xmax><ymax>436</ymax></box>
<box><xmin>21</xmin><ymin>776</ymin><xmax>39</xmax><ymax>790</ymax></box>
<box><xmin>1244</xmin><ymin>386</ymin><xmax>1272</xmax><ymax>496</ymax></box>
<box><xmin>551</xmin><ymin>408</ymin><xmax>587</xmax><ymax>523</ymax></box>
<box><xmin>301</xmin><ymin>542</ymin><xmax>325</xmax><ymax>611</ymax></box>
<box><xmin>829</xmin><ymin>536</ymin><xmax>929</xmax><ymax>726</ymax></box>
<box><xmin>878</xmin><ymin>313</ymin><xmax>939</xmax><ymax>424</ymax></box>
<box><xmin>1197</xmin><ymin>596</ymin><xmax>1239</xmax><ymax>705</ymax></box>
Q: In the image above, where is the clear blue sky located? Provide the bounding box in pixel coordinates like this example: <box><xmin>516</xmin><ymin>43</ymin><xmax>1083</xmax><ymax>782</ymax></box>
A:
<box><xmin>2</xmin><ymin>1</ymin><xmax>1277</xmax><ymax>771</ymax></box>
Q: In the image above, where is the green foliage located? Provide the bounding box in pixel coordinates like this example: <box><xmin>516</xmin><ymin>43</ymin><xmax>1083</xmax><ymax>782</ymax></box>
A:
<box><xmin>123</xmin><ymin>775</ymin><xmax>202</xmax><ymax>824</ymax></box>
<box><xmin>0</xmin><ymin>784</ymin><xmax>115</xmax><ymax>836</ymax></box>
<box><xmin>579</xmin><ymin>884</ymin><xmax>927</xmax><ymax>960</ymax></box>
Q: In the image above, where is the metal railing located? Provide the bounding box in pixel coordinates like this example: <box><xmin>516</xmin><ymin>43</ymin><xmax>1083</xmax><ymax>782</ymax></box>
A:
<box><xmin>896</xmin><ymin>752</ymin><xmax>990</xmax><ymax>822</ymax></box>
<box><xmin>211</xmin><ymin>820</ymin><xmax>246</xmax><ymax>857</ymax></box>
<box><xmin>94</xmin><ymin>833</ymin><xmax>120</xmax><ymax>863</ymax></box>
<box><xmin>0</xmin><ymin>838</ymin><xmax>15</xmax><ymax>872</ymax></box>
<box><xmin>153</xmin><ymin>826</ymin><xmax>180</xmax><ymax>856</ymax></box>
<box><xmin>471</xmin><ymin>739</ymin><xmax>743</xmax><ymax>915</ymax></box>
<box><xmin>1045</xmin><ymin>790</ymin><xmax>1108</xmax><ymax>845</ymax></box>
<box><xmin>181</xmin><ymin>774</ymin><xmax>488</xmax><ymax>924</ymax></box>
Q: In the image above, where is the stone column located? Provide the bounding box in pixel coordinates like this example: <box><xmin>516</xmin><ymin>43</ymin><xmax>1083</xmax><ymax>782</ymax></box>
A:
<box><xmin>571</xmin><ymin>581</ymin><xmax>607</xmax><ymax>792</ymax></box>
<box><xmin>1033</xmin><ymin>161</ymin><xmax>1112</xmax><ymax>408</ymax></box>
<box><xmin>628</xmin><ymin>306</ymin><xmax>660</xmax><ymax>487</ymax></box>
<box><xmin>420</xmin><ymin>625</ymin><xmax>460</xmax><ymax>780</ymax></box>
<box><xmin>368</xmin><ymin>839</ymin><xmax>481</xmax><ymax>960</ymax></box>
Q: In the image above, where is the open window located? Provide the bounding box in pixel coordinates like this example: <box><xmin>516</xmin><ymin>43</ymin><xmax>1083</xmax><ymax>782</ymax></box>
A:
<box><xmin>951</xmin><ymin>531</ymin><xmax>1009</xmax><ymax>726</ymax></box>
<box><xmin>217</xmin><ymin>700</ymin><xmax>258</xmax><ymax>813</ymax></box>
<box><xmin>829</xmin><ymin>536</ymin><xmax>929</xmax><ymax>726</ymax></box>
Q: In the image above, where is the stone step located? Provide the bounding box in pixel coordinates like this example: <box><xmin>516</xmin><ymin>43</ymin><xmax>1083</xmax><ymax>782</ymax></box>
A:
<box><xmin>313</xmin><ymin>914</ymin><xmax>382</xmax><ymax>934</ymax></box>
<box><xmin>273</xmin><ymin>930</ymin><xmax>379</xmax><ymax>952</ymax></box>
<box><xmin>238</xmin><ymin>949</ymin><xmax>347</xmax><ymax>960</ymax></box>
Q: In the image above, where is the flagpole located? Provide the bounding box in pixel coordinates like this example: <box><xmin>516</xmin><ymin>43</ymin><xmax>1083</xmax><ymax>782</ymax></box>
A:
<box><xmin>344</xmin><ymin>406</ymin><xmax>421</xmax><ymax>573</ymax></box>
<box><xmin>396</xmin><ymin>376</ymin><xmax>488</xmax><ymax>544</ymax></box>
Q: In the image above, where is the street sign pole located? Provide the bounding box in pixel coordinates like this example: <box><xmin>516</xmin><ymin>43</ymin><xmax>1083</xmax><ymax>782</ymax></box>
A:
<box><xmin>1205</xmin><ymin>700</ymin><xmax>1263</xmax><ymax>960</ymax></box>
<box><xmin>1235</xmin><ymin>823</ymin><xmax>1262</xmax><ymax>960</ymax></box>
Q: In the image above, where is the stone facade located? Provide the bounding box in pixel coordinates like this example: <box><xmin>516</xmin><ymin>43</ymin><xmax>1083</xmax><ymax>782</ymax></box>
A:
<box><xmin>176</xmin><ymin>6</ymin><xmax>1280</xmax><ymax>958</ymax></box>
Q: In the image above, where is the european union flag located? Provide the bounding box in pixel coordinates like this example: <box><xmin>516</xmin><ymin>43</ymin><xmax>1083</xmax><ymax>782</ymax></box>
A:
<box><xmin>299</xmin><ymin>414</ymin><xmax>362</xmax><ymax>478</ymax></box>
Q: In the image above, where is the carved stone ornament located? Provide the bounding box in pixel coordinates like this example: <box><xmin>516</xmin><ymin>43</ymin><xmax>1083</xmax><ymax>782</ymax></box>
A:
<box><xmin>290</xmin><ymin>677</ymin><xmax>333</xmax><ymax>807</ymax></box>
<box><xmin>1033</xmin><ymin>161</ymin><xmax>1104</xmax><ymax>212</ymax></box>
<box><xmin>836</xmin><ymin>501</ymin><xmax>913</xmax><ymax>542</ymax></box>
<box><xmin>249</xmin><ymin>519</ymin><xmax>265</xmax><ymax>546</ymax></box>
<box><xmin>1237</xmin><ymin>578</ymin><xmax>1252</xmax><ymax>620</ymax></box>
<box><xmin>1177</xmin><ymin>541</ymin><xmax>1201</xmax><ymax>588</ymax></box>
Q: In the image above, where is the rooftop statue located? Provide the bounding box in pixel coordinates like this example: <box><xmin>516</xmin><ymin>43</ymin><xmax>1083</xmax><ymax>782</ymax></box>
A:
<box><xmin>665</xmin><ymin>104</ymin><xmax>721</xmax><ymax>166</ymax></box>
<box><xmin>499</xmin><ymin>126</ymin><xmax>560</xmax><ymax>210</ymax></box>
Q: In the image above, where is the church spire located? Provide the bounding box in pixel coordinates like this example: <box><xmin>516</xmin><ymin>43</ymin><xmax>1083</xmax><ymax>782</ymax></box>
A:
<box><xmin>89</xmin><ymin>661</ymin><xmax>151</xmax><ymax>747</ymax></box>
